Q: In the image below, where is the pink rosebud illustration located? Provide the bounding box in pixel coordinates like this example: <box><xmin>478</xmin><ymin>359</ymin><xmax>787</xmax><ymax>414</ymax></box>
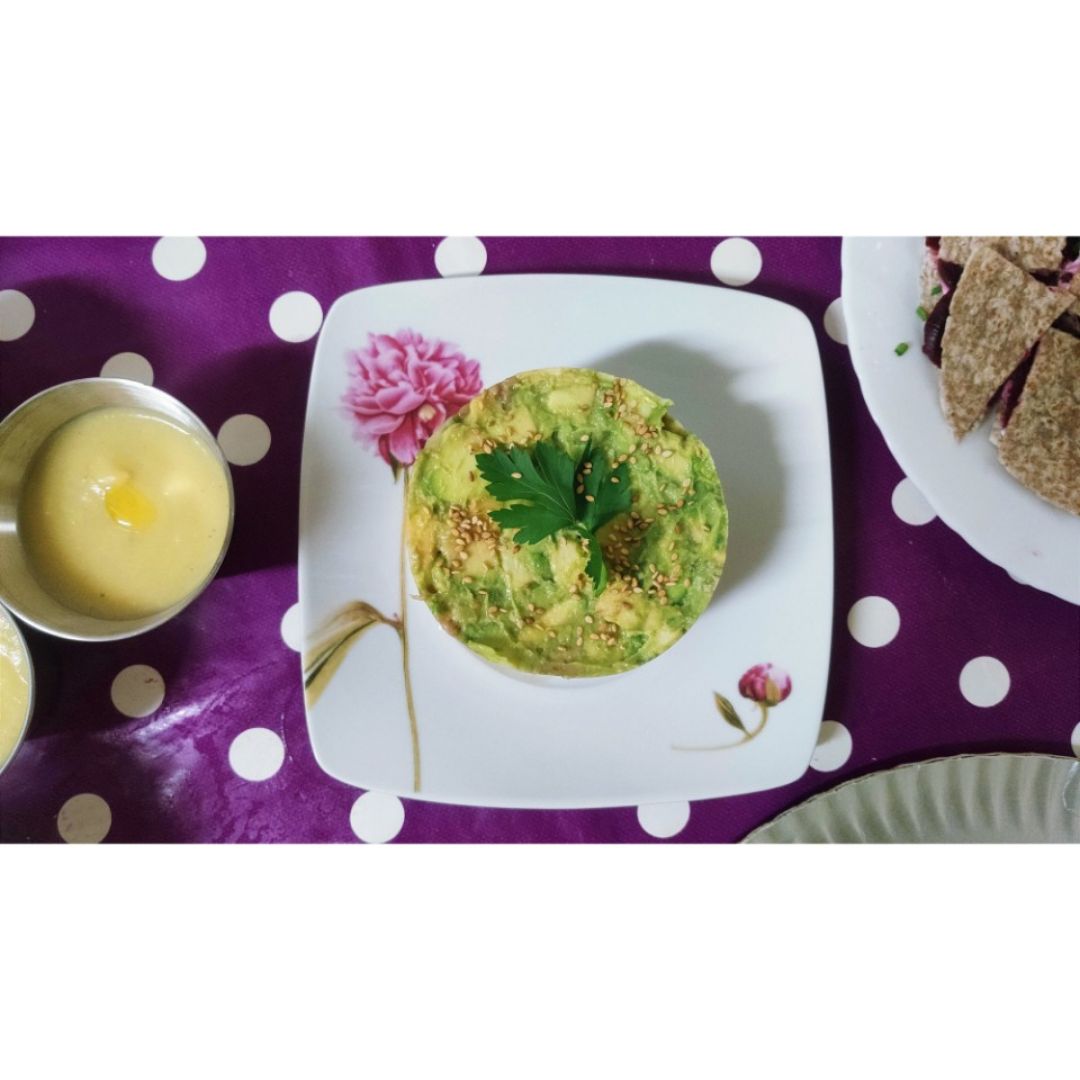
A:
<box><xmin>738</xmin><ymin>663</ymin><xmax>792</xmax><ymax>707</ymax></box>
<box><xmin>343</xmin><ymin>329</ymin><xmax>482</xmax><ymax>469</ymax></box>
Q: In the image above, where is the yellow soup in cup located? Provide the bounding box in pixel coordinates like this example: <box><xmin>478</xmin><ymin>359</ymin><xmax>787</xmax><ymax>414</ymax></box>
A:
<box><xmin>19</xmin><ymin>406</ymin><xmax>232</xmax><ymax>621</ymax></box>
<box><xmin>0</xmin><ymin>607</ymin><xmax>31</xmax><ymax>770</ymax></box>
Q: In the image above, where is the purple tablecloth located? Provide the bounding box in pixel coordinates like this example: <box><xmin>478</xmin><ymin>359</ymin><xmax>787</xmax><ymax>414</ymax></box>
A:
<box><xmin>1</xmin><ymin>237</ymin><xmax>1077</xmax><ymax>842</ymax></box>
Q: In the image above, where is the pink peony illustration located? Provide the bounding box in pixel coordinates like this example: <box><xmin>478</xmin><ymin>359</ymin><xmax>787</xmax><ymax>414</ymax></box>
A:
<box><xmin>343</xmin><ymin>329</ymin><xmax>482</xmax><ymax>469</ymax></box>
<box><xmin>738</xmin><ymin>663</ymin><xmax>792</xmax><ymax>707</ymax></box>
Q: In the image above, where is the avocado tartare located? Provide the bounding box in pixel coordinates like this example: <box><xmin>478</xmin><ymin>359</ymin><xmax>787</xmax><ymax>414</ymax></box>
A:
<box><xmin>406</xmin><ymin>368</ymin><xmax>728</xmax><ymax>677</ymax></box>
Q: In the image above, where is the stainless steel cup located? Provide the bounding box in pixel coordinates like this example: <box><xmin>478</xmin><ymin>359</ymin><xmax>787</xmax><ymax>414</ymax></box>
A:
<box><xmin>0</xmin><ymin>601</ymin><xmax>34</xmax><ymax>778</ymax></box>
<box><xmin>0</xmin><ymin>378</ymin><xmax>235</xmax><ymax>641</ymax></box>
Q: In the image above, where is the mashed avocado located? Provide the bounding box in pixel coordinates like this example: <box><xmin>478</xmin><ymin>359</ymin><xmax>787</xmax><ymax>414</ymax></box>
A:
<box><xmin>406</xmin><ymin>368</ymin><xmax>727</xmax><ymax>677</ymax></box>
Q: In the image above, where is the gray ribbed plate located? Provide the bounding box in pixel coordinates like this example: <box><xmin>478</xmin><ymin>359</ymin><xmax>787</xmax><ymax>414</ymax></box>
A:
<box><xmin>744</xmin><ymin>754</ymin><xmax>1080</xmax><ymax>843</ymax></box>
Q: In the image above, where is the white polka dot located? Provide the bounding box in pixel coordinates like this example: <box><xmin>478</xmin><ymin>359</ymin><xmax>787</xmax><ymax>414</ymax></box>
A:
<box><xmin>891</xmin><ymin>477</ymin><xmax>936</xmax><ymax>526</ymax></box>
<box><xmin>0</xmin><ymin>289</ymin><xmax>35</xmax><ymax>341</ymax></box>
<box><xmin>280</xmin><ymin>603</ymin><xmax>301</xmax><ymax>652</ymax></box>
<box><xmin>228</xmin><ymin>727</ymin><xmax>285</xmax><ymax>782</ymax></box>
<box><xmin>1071</xmin><ymin>722</ymin><xmax>1080</xmax><ymax>759</ymax></box>
<box><xmin>110</xmin><ymin>664</ymin><xmax>165</xmax><ymax>718</ymax></box>
<box><xmin>959</xmin><ymin>656</ymin><xmax>1010</xmax><ymax>708</ymax></box>
<box><xmin>847</xmin><ymin>596</ymin><xmax>900</xmax><ymax>648</ymax></box>
<box><xmin>350</xmin><ymin>792</ymin><xmax>405</xmax><ymax>844</ymax></box>
<box><xmin>217</xmin><ymin>414</ymin><xmax>271</xmax><ymax>466</ymax></box>
<box><xmin>435</xmin><ymin>236</ymin><xmax>487</xmax><ymax>277</ymax></box>
<box><xmin>152</xmin><ymin>236</ymin><xmax>206</xmax><ymax>281</ymax></box>
<box><xmin>710</xmin><ymin>238</ymin><xmax>762</xmax><ymax>287</ymax></box>
<box><xmin>100</xmin><ymin>351</ymin><xmax>154</xmax><ymax>385</ymax></box>
<box><xmin>810</xmin><ymin>721</ymin><xmax>853</xmax><ymax>772</ymax></box>
<box><xmin>269</xmin><ymin>291</ymin><xmax>323</xmax><ymax>343</ymax></box>
<box><xmin>823</xmin><ymin>297</ymin><xmax>848</xmax><ymax>345</ymax></box>
<box><xmin>636</xmin><ymin>801</ymin><xmax>690</xmax><ymax>839</ymax></box>
<box><xmin>57</xmin><ymin>793</ymin><xmax>112</xmax><ymax>844</ymax></box>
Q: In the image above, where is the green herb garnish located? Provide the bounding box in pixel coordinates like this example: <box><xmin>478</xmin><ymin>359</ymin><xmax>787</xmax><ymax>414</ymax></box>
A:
<box><xmin>931</xmin><ymin>285</ymin><xmax>943</xmax><ymax>296</ymax></box>
<box><xmin>894</xmin><ymin>342</ymin><xmax>910</xmax><ymax>356</ymax></box>
<box><xmin>476</xmin><ymin>438</ymin><xmax>631</xmax><ymax>592</ymax></box>
<box><xmin>916</xmin><ymin>305</ymin><xmax>929</xmax><ymax>321</ymax></box>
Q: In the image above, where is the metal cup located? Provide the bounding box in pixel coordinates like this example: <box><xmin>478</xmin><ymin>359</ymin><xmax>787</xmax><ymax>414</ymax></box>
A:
<box><xmin>0</xmin><ymin>602</ymin><xmax>34</xmax><ymax>778</ymax></box>
<box><xmin>0</xmin><ymin>378</ymin><xmax>234</xmax><ymax>641</ymax></box>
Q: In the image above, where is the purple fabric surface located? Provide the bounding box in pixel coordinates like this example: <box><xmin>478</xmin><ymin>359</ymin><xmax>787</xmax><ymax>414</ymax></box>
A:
<box><xmin>1</xmin><ymin>237</ymin><xmax>1077</xmax><ymax>843</ymax></box>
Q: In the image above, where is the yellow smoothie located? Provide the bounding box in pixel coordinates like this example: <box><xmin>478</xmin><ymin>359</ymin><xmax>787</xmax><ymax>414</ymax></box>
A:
<box><xmin>19</xmin><ymin>406</ymin><xmax>231</xmax><ymax>620</ymax></box>
<box><xmin>0</xmin><ymin>608</ymin><xmax>30</xmax><ymax>769</ymax></box>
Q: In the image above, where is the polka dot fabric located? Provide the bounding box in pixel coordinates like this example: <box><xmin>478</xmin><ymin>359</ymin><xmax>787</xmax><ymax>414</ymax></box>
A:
<box><xmin>0</xmin><ymin>238</ymin><xmax>1076</xmax><ymax>843</ymax></box>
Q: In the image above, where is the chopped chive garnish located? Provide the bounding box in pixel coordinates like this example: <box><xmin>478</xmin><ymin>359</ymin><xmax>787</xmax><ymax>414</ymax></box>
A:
<box><xmin>931</xmin><ymin>285</ymin><xmax>943</xmax><ymax>296</ymax></box>
<box><xmin>894</xmin><ymin>342</ymin><xmax>910</xmax><ymax>356</ymax></box>
<box><xmin>916</xmin><ymin>306</ymin><xmax>929</xmax><ymax>321</ymax></box>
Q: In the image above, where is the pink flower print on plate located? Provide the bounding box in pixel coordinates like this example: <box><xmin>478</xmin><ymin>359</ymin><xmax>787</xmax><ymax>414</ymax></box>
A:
<box><xmin>342</xmin><ymin>329</ymin><xmax>482</xmax><ymax>470</ymax></box>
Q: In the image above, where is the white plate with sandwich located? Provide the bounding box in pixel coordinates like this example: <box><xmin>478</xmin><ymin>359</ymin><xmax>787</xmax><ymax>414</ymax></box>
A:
<box><xmin>842</xmin><ymin>237</ymin><xmax>1080</xmax><ymax>605</ymax></box>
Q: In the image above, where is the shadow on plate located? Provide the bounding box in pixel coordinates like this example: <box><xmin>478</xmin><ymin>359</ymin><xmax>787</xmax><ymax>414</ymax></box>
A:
<box><xmin>588</xmin><ymin>342</ymin><xmax>784</xmax><ymax>601</ymax></box>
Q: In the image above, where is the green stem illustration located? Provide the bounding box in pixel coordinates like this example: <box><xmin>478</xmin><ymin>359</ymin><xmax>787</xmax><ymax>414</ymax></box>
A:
<box><xmin>754</xmin><ymin>700</ymin><xmax>768</xmax><ymax>737</ymax></box>
<box><xmin>400</xmin><ymin>468</ymin><xmax>421</xmax><ymax>793</ymax></box>
<box><xmin>301</xmin><ymin>469</ymin><xmax>421</xmax><ymax>792</ymax></box>
<box><xmin>671</xmin><ymin>698</ymin><xmax>771</xmax><ymax>751</ymax></box>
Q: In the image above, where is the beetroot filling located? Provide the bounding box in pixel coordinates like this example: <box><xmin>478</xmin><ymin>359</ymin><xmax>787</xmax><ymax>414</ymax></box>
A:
<box><xmin>996</xmin><ymin>348</ymin><xmax>1037</xmax><ymax>430</ymax></box>
<box><xmin>921</xmin><ymin>290</ymin><xmax>952</xmax><ymax>365</ymax></box>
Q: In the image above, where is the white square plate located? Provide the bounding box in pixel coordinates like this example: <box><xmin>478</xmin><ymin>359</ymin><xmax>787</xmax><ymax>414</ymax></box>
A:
<box><xmin>299</xmin><ymin>274</ymin><xmax>832</xmax><ymax>808</ymax></box>
<box><xmin>842</xmin><ymin>237</ymin><xmax>1080</xmax><ymax>604</ymax></box>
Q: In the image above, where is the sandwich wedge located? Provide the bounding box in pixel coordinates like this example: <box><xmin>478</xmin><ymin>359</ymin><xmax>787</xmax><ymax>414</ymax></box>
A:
<box><xmin>937</xmin><ymin>236</ymin><xmax>1066</xmax><ymax>273</ymax></box>
<box><xmin>996</xmin><ymin>330</ymin><xmax>1080</xmax><ymax>515</ymax></box>
<box><xmin>939</xmin><ymin>245</ymin><xmax>1077</xmax><ymax>438</ymax></box>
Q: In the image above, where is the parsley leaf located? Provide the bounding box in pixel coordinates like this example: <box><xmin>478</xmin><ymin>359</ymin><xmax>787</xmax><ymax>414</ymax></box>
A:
<box><xmin>476</xmin><ymin>438</ymin><xmax>631</xmax><ymax>593</ymax></box>
<box><xmin>894</xmin><ymin>342</ymin><xmax>910</xmax><ymax>356</ymax></box>
<box><xmin>576</xmin><ymin>439</ymin><xmax>631</xmax><ymax>531</ymax></box>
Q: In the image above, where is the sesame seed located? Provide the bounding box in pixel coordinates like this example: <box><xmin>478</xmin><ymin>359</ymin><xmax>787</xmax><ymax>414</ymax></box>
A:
<box><xmin>585</xmin><ymin>494</ymin><xmax>595</xmax><ymax>503</ymax></box>
<box><xmin>584</xmin><ymin>615</ymin><xmax>594</xmax><ymax>624</ymax></box>
<box><xmin>610</xmin><ymin>476</ymin><xmax>620</xmax><ymax>484</ymax></box>
<box><xmin>661</xmin><ymin>450</ymin><xmax>673</xmax><ymax>458</ymax></box>
<box><xmin>580</xmin><ymin>434</ymin><xmax>589</xmax><ymax>443</ymax></box>
<box><xmin>683</xmin><ymin>579</ymin><xmax>691</xmax><ymax>587</ymax></box>
<box><xmin>629</xmin><ymin>456</ymin><xmax>637</xmax><ymax>464</ymax></box>
<box><xmin>488</xmin><ymin>607</ymin><xmax>498</xmax><ymax>616</ymax></box>
<box><xmin>463</xmin><ymin>576</ymin><xmax>473</xmax><ymax>584</ymax></box>
<box><xmin>577</xmin><ymin>485</ymin><xmax>585</xmax><ymax>494</ymax></box>
<box><xmin>657</xmin><ymin>507</ymin><xmax>668</xmax><ymax>516</ymax></box>
<box><xmin>548</xmin><ymin>630</ymin><xmax>557</xmax><ymax>638</ymax></box>
<box><xmin>511</xmin><ymin>471</ymin><xmax>522</xmax><ymax>479</ymax></box>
